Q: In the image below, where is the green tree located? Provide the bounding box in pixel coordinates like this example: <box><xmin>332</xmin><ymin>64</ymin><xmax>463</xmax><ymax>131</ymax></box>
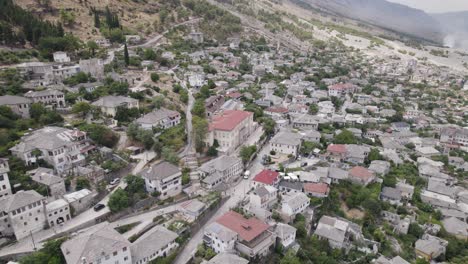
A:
<box><xmin>30</xmin><ymin>103</ymin><xmax>46</xmax><ymax>121</ymax></box>
<box><xmin>108</xmin><ymin>188</ymin><xmax>130</xmax><ymax>212</ymax></box>
<box><xmin>94</xmin><ymin>11</ymin><xmax>100</xmax><ymax>28</ymax></box>
<box><xmin>367</xmin><ymin>148</ymin><xmax>383</xmax><ymax>162</ymax></box>
<box><xmin>192</xmin><ymin>116</ymin><xmax>208</xmax><ymax>153</ymax></box>
<box><xmin>124</xmin><ymin>43</ymin><xmax>129</xmax><ymax>66</ymax></box>
<box><xmin>162</xmin><ymin>147</ymin><xmax>179</xmax><ymax>165</ymax></box>
<box><xmin>192</xmin><ymin>98</ymin><xmax>206</xmax><ymax>117</ymax></box>
<box><xmin>87</xmin><ymin>40</ymin><xmax>99</xmax><ymax>56</ymax></box>
<box><xmin>301</xmin><ymin>141</ymin><xmax>321</xmax><ymax>155</ymax></box>
<box><xmin>309</xmin><ymin>103</ymin><xmax>319</xmax><ymax>114</ymax></box>
<box><xmin>240</xmin><ymin>145</ymin><xmax>257</xmax><ymax>163</ymax></box>
<box><xmin>19</xmin><ymin>238</ymin><xmax>66</xmax><ymax>264</ymax></box>
<box><xmin>71</xmin><ymin>102</ymin><xmax>91</xmax><ymax>117</ymax></box>
<box><xmin>75</xmin><ymin>177</ymin><xmax>91</xmax><ymax>190</ymax></box>
<box><xmin>151</xmin><ymin>73</ymin><xmax>160</xmax><ymax>82</ymax></box>
<box><xmin>260</xmin><ymin>117</ymin><xmax>276</xmax><ymax>136</ymax></box>
<box><xmin>199</xmin><ymin>85</ymin><xmax>210</xmax><ymax>99</ymax></box>
<box><xmin>60</xmin><ymin>10</ymin><xmax>76</xmax><ymax>26</ymax></box>
<box><xmin>125</xmin><ymin>175</ymin><xmax>145</xmax><ymax>195</ymax></box>
<box><xmin>334</xmin><ymin>129</ymin><xmax>357</xmax><ymax>144</ymax></box>
<box><xmin>207</xmin><ymin>145</ymin><xmax>218</xmax><ymax>156</ymax></box>
<box><xmin>151</xmin><ymin>96</ymin><xmax>165</xmax><ymax>109</ymax></box>
<box><xmin>81</xmin><ymin>124</ymin><xmax>119</xmax><ymax>147</ymax></box>
<box><xmin>280</xmin><ymin>250</ymin><xmax>302</xmax><ymax>264</ymax></box>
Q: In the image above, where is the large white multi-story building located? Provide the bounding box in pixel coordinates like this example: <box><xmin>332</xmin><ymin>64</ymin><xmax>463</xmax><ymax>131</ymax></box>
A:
<box><xmin>440</xmin><ymin>127</ymin><xmax>468</xmax><ymax>149</ymax></box>
<box><xmin>204</xmin><ymin>211</ymin><xmax>275</xmax><ymax>258</ymax></box>
<box><xmin>135</xmin><ymin>108</ymin><xmax>181</xmax><ymax>130</ymax></box>
<box><xmin>92</xmin><ymin>96</ymin><xmax>139</xmax><ymax>118</ymax></box>
<box><xmin>269</xmin><ymin>131</ymin><xmax>302</xmax><ymax>157</ymax></box>
<box><xmin>140</xmin><ymin>162</ymin><xmax>182</xmax><ymax>199</ymax></box>
<box><xmin>0</xmin><ymin>190</ymin><xmax>47</xmax><ymax>240</ymax></box>
<box><xmin>9</xmin><ymin>127</ymin><xmax>92</xmax><ymax>175</ymax></box>
<box><xmin>0</xmin><ymin>95</ymin><xmax>32</xmax><ymax>118</ymax></box>
<box><xmin>205</xmin><ymin>110</ymin><xmax>255</xmax><ymax>154</ymax></box>
<box><xmin>199</xmin><ymin>155</ymin><xmax>243</xmax><ymax>189</ymax></box>
<box><xmin>61</xmin><ymin>224</ymin><xmax>132</xmax><ymax>264</ymax></box>
<box><xmin>25</xmin><ymin>89</ymin><xmax>66</xmax><ymax>108</ymax></box>
<box><xmin>131</xmin><ymin>225</ymin><xmax>179</xmax><ymax>264</ymax></box>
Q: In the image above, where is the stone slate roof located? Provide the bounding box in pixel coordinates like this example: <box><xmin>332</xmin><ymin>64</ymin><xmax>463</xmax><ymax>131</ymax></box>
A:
<box><xmin>0</xmin><ymin>190</ymin><xmax>44</xmax><ymax>212</ymax></box>
<box><xmin>61</xmin><ymin>223</ymin><xmax>131</xmax><ymax>264</ymax></box>
<box><xmin>131</xmin><ymin>225</ymin><xmax>178</xmax><ymax>261</ymax></box>
<box><xmin>140</xmin><ymin>161</ymin><xmax>181</xmax><ymax>181</ymax></box>
<box><xmin>0</xmin><ymin>95</ymin><xmax>32</xmax><ymax>105</ymax></box>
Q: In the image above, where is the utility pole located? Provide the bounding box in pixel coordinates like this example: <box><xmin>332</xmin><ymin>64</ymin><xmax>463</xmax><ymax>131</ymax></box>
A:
<box><xmin>30</xmin><ymin>231</ymin><xmax>36</xmax><ymax>251</ymax></box>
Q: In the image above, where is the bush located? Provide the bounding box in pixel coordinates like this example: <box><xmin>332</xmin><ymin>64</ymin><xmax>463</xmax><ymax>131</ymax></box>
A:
<box><xmin>151</xmin><ymin>73</ymin><xmax>160</xmax><ymax>82</ymax></box>
<box><xmin>108</xmin><ymin>188</ymin><xmax>130</xmax><ymax>212</ymax></box>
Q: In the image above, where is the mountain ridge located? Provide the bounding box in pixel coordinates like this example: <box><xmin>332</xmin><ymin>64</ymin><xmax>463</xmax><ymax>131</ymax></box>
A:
<box><xmin>296</xmin><ymin>0</ymin><xmax>445</xmax><ymax>44</ymax></box>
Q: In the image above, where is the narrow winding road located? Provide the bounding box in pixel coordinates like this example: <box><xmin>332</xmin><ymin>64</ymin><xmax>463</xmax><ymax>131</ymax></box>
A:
<box><xmin>104</xmin><ymin>18</ymin><xmax>201</xmax><ymax>65</ymax></box>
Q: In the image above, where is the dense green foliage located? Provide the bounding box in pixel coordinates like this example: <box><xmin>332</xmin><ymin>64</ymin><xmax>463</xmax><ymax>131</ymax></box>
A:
<box><xmin>19</xmin><ymin>238</ymin><xmax>66</xmax><ymax>264</ymax></box>
<box><xmin>80</xmin><ymin>123</ymin><xmax>120</xmax><ymax>148</ymax></box>
<box><xmin>0</xmin><ymin>0</ymin><xmax>64</xmax><ymax>46</ymax></box>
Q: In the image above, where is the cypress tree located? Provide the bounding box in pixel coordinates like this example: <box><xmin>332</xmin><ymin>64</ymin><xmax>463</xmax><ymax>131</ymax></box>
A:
<box><xmin>124</xmin><ymin>43</ymin><xmax>129</xmax><ymax>66</ymax></box>
<box><xmin>94</xmin><ymin>12</ymin><xmax>100</xmax><ymax>28</ymax></box>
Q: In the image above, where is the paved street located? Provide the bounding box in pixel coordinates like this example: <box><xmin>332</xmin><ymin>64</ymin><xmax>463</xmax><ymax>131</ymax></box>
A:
<box><xmin>174</xmin><ymin>142</ymin><xmax>270</xmax><ymax>264</ymax></box>
<box><xmin>109</xmin><ymin>201</ymin><xmax>184</xmax><ymax>239</ymax></box>
<box><xmin>0</xmin><ymin>149</ymin><xmax>156</xmax><ymax>257</ymax></box>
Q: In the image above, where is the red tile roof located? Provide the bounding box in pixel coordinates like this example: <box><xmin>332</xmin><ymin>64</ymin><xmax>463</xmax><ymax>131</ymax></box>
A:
<box><xmin>327</xmin><ymin>144</ymin><xmax>346</xmax><ymax>154</ymax></box>
<box><xmin>349</xmin><ymin>166</ymin><xmax>374</xmax><ymax>181</ymax></box>
<box><xmin>216</xmin><ymin>211</ymin><xmax>270</xmax><ymax>242</ymax></box>
<box><xmin>209</xmin><ymin>110</ymin><xmax>252</xmax><ymax>131</ymax></box>
<box><xmin>303</xmin><ymin>183</ymin><xmax>329</xmax><ymax>194</ymax></box>
<box><xmin>253</xmin><ymin>169</ymin><xmax>279</xmax><ymax>185</ymax></box>
<box><xmin>226</xmin><ymin>92</ymin><xmax>242</xmax><ymax>99</ymax></box>
<box><xmin>265</xmin><ymin>107</ymin><xmax>288</xmax><ymax>114</ymax></box>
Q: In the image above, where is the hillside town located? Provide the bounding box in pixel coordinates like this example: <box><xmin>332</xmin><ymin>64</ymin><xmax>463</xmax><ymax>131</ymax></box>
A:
<box><xmin>0</xmin><ymin>0</ymin><xmax>468</xmax><ymax>264</ymax></box>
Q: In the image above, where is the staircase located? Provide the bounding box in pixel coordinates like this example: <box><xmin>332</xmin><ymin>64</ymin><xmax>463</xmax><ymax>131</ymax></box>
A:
<box><xmin>184</xmin><ymin>151</ymin><xmax>200</xmax><ymax>183</ymax></box>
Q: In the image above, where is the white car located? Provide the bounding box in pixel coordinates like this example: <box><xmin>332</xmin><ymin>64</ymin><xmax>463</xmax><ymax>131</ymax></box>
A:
<box><xmin>110</xmin><ymin>178</ymin><xmax>120</xmax><ymax>185</ymax></box>
<box><xmin>243</xmin><ymin>170</ymin><xmax>250</xmax><ymax>179</ymax></box>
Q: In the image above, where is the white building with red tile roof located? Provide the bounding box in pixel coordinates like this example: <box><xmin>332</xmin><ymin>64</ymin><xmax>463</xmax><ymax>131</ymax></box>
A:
<box><xmin>252</xmin><ymin>169</ymin><xmax>280</xmax><ymax>188</ymax></box>
<box><xmin>205</xmin><ymin>110</ymin><xmax>255</xmax><ymax>154</ymax></box>
<box><xmin>303</xmin><ymin>182</ymin><xmax>330</xmax><ymax>198</ymax></box>
<box><xmin>204</xmin><ymin>211</ymin><xmax>275</xmax><ymax>258</ymax></box>
<box><xmin>348</xmin><ymin>166</ymin><xmax>375</xmax><ymax>186</ymax></box>
<box><xmin>328</xmin><ymin>83</ymin><xmax>357</xmax><ymax>97</ymax></box>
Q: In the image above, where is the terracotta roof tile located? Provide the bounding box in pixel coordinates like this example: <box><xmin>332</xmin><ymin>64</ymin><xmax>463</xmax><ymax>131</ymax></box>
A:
<box><xmin>303</xmin><ymin>183</ymin><xmax>329</xmax><ymax>194</ymax></box>
<box><xmin>349</xmin><ymin>166</ymin><xmax>374</xmax><ymax>181</ymax></box>
<box><xmin>216</xmin><ymin>211</ymin><xmax>270</xmax><ymax>242</ymax></box>
<box><xmin>209</xmin><ymin>110</ymin><xmax>252</xmax><ymax>131</ymax></box>
<box><xmin>253</xmin><ymin>169</ymin><xmax>279</xmax><ymax>185</ymax></box>
<box><xmin>327</xmin><ymin>144</ymin><xmax>347</xmax><ymax>154</ymax></box>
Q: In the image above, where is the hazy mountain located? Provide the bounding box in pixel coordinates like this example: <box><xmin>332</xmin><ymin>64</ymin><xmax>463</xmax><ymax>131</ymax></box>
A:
<box><xmin>432</xmin><ymin>11</ymin><xmax>468</xmax><ymax>48</ymax></box>
<box><xmin>297</xmin><ymin>0</ymin><xmax>445</xmax><ymax>43</ymax></box>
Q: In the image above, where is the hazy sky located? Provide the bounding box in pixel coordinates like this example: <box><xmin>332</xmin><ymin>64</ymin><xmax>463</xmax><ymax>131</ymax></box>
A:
<box><xmin>387</xmin><ymin>0</ymin><xmax>468</xmax><ymax>13</ymax></box>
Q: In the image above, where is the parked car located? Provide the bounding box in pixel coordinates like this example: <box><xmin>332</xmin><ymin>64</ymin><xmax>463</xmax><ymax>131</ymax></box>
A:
<box><xmin>109</xmin><ymin>178</ymin><xmax>120</xmax><ymax>185</ymax></box>
<box><xmin>93</xmin><ymin>204</ymin><xmax>105</xmax><ymax>211</ymax></box>
<box><xmin>243</xmin><ymin>170</ymin><xmax>250</xmax><ymax>179</ymax></box>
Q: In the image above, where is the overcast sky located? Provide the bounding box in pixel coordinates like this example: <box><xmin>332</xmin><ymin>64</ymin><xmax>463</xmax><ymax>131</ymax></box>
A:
<box><xmin>387</xmin><ymin>0</ymin><xmax>468</xmax><ymax>13</ymax></box>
